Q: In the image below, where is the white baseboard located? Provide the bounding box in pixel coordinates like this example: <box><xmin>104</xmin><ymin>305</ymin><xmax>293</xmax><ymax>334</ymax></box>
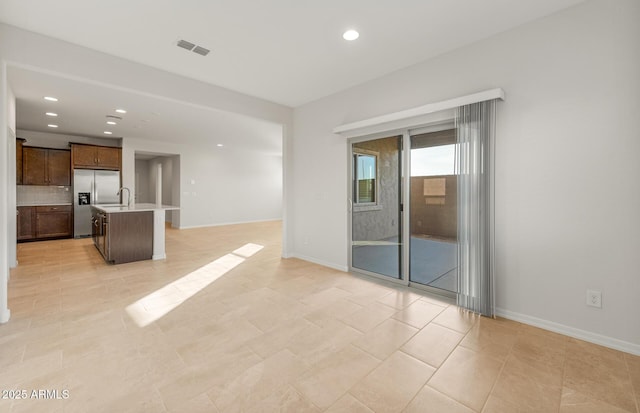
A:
<box><xmin>496</xmin><ymin>307</ymin><xmax>640</xmax><ymax>356</ymax></box>
<box><xmin>0</xmin><ymin>309</ymin><xmax>10</xmax><ymax>324</ymax></box>
<box><xmin>288</xmin><ymin>253</ymin><xmax>348</xmax><ymax>272</ymax></box>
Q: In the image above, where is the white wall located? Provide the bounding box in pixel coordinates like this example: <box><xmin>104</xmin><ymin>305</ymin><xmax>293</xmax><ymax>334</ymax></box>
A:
<box><xmin>124</xmin><ymin>137</ymin><xmax>282</xmax><ymax>229</ymax></box>
<box><xmin>146</xmin><ymin>156</ymin><xmax>176</xmax><ymax>223</ymax></box>
<box><xmin>290</xmin><ymin>0</ymin><xmax>640</xmax><ymax>351</ymax></box>
<box><xmin>148</xmin><ymin>157</ymin><xmax>174</xmax><ymax>206</ymax></box>
<box><xmin>7</xmin><ymin>85</ymin><xmax>15</xmax><ymax>133</ymax></box>
<box><xmin>0</xmin><ymin>61</ymin><xmax>10</xmax><ymax>322</ymax></box>
<box><xmin>170</xmin><ymin>155</ymin><xmax>180</xmax><ymax>226</ymax></box>
<box><xmin>161</xmin><ymin>158</ymin><xmax>172</xmax><ymax>207</ymax></box>
<box><xmin>161</xmin><ymin>156</ymin><xmax>174</xmax><ymax>223</ymax></box>
<box><xmin>7</xmin><ymin>86</ymin><xmax>16</xmax><ymax>269</ymax></box>
<box><xmin>147</xmin><ymin>158</ymin><xmax>160</xmax><ymax>204</ymax></box>
<box><xmin>134</xmin><ymin>159</ymin><xmax>150</xmax><ymax>203</ymax></box>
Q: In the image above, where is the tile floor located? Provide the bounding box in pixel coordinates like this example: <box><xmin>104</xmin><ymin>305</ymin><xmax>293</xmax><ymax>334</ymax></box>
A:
<box><xmin>2</xmin><ymin>221</ymin><xmax>639</xmax><ymax>412</ymax></box>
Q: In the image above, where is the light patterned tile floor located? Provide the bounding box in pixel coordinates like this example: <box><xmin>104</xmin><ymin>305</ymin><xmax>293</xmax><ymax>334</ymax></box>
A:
<box><xmin>2</xmin><ymin>221</ymin><xmax>639</xmax><ymax>412</ymax></box>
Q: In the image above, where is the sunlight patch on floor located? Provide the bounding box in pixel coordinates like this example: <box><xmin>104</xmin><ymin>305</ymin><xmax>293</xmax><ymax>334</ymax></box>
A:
<box><xmin>126</xmin><ymin>243</ymin><xmax>263</xmax><ymax>327</ymax></box>
<box><xmin>233</xmin><ymin>243</ymin><xmax>264</xmax><ymax>258</ymax></box>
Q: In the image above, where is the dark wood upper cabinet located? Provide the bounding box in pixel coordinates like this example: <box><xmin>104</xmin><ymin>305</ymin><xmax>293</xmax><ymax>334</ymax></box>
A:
<box><xmin>23</xmin><ymin>147</ymin><xmax>71</xmax><ymax>186</ymax></box>
<box><xmin>47</xmin><ymin>149</ymin><xmax>71</xmax><ymax>185</ymax></box>
<box><xmin>96</xmin><ymin>146</ymin><xmax>121</xmax><ymax>169</ymax></box>
<box><xmin>23</xmin><ymin>147</ymin><xmax>48</xmax><ymax>185</ymax></box>
<box><xmin>71</xmin><ymin>143</ymin><xmax>121</xmax><ymax>170</ymax></box>
<box><xmin>16</xmin><ymin>138</ymin><xmax>25</xmax><ymax>185</ymax></box>
<box><xmin>72</xmin><ymin>144</ymin><xmax>97</xmax><ymax>168</ymax></box>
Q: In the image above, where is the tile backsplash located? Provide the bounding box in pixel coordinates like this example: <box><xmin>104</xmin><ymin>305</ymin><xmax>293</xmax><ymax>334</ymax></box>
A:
<box><xmin>17</xmin><ymin>185</ymin><xmax>73</xmax><ymax>206</ymax></box>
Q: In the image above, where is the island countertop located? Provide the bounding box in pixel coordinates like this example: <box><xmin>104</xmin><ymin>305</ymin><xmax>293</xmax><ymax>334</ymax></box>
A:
<box><xmin>90</xmin><ymin>203</ymin><xmax>179</xmax><ymax>263</ymax></box>
<box><xmin>91</xmin><ymin>203</ymin><xmax>180</xmax><ymax>214</ymax></box>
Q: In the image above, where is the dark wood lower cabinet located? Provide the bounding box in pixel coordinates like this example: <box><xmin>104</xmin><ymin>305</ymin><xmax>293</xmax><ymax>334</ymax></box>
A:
<box><xmin>17</xmin><ymin>206</ymin><xmax>35</xmax><ymax>241</ymax></box>
<box><xmin>35</xmin><ymin>206</ymin><xmax>72</xmax><ymax>239</ymax></box>
<box><xmin>18</xmin><ymin>205</ymin><xmax>73</xmax><ymax>241</ymax></box>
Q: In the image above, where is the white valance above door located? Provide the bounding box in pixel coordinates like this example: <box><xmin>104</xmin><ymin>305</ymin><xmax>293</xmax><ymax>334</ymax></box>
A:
<box><xmin>333</xmin><ymin>88</ymin><xmax>504</xmax><ymax>139</ymax></box>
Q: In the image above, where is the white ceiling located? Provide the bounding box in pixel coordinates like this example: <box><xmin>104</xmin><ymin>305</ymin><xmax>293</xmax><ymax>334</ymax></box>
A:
<box><xmin>8</xmin><ymin>67</ymin><xmax>283</xmax><ymax>154</ymax></box>
<box><xmin>2</xmin><ymin>1</ymin><xmax>585</xmax><ymax>146</ymax></box>
<box><xmin>0</xmin><ymin>0</ymin><xmax>585</xmax><ymax>107</ymax></box>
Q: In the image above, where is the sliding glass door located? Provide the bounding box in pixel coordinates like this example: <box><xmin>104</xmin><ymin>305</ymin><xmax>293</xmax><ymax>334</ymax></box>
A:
<box><xmin>347</xmin><ymin>99</ymin><xmax>497</xmax><ymax>314</ymax></box>
<box><xmin>409</xmin><ymin>129</ymin><xmax>458</xmax><ymax>293</ymax></box>
<box><xmin>350</xmin><ymin>136</ymin><xmax>403</xmax><ymax>279</ymax></box>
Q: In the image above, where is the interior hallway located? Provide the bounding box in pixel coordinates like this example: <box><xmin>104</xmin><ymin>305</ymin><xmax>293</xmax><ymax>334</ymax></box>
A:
<box><xmin>2</xmin><ymin>221</ymin><xmax>639</xmax><ymax>412</ymax></box>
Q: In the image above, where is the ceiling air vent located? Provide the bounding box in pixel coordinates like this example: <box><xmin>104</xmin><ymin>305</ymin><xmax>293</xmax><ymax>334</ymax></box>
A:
<box><xmin>176</xmin><ymin>39</ymin><xmax>210</xmax><ymax>56</ymax></box>
<box><xmin>192</xmin><ymin>46</ymin><xmax>210</xmax><ymax>56</ymax></box>
<box><xmin>177</xmin><ymin>39</ymin><xmax>196</xmax><ymax>51</ymax></box>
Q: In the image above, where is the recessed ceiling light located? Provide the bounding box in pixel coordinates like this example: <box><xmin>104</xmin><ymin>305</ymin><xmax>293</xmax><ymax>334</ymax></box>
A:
<box><xmin>46</xmin><ymin>112</ymin><xmax>58</xmax><ymax>117</ymax></box>
<box><xmin>103</xmin><ymin>131</ymin><xmax>113</xmax><ymax>135</ymax></box>
<box><xmin>44</xmin><ymin>96</ymin><xmax>58</xmax><ymax>102</ymax></box>
<box><xmin>106</xmin><ymin>121</ymin><xmax>117</xmax><ymax>125</ymax></box>
<box><xmin>47</xmin><ymin>124</ymin><xmax>58</xmax><ymax>128</ymax></box>
<box><xmin>343</xmin><ymin>30</ymin><xmax>359</xmax><ymax>41</ymax></box>
<box><xmin>217</xmin><ymin>144</ymin><xmax>224</xmax><ymax>147</ymax></box>
<box><xmin>115</xmin><ymin>109</ymin><xmax>127</xmax><ymax>114</ymax></box>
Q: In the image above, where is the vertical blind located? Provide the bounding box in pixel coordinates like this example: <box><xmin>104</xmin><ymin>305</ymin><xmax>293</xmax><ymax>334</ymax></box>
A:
<box><xmin>455</xmin><ymin>100</ymin><xmax>496</xmax><ymax>317</ymax></box>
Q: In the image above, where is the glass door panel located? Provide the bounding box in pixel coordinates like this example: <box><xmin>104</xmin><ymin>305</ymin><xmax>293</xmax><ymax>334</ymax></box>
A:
<box><xmin>351</xmin><ymin>136</ymin><xmax>402</xmax><ymax>279</ymax></box>
<box><xmin>409</xmin><ymin>130</ymin><xmax>458</xmax><ymax>292</ymax></box>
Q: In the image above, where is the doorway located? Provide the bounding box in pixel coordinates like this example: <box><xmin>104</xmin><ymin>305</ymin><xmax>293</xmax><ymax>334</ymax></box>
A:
<box><xmin>134</xmin><ymin>152</ymin><xmax>181</xmax><ymax>227</ymax></box>
<box><xmin>348</xmin><ymin>128</ymin><xmax>458</xmax><ymax>295</ymax></box>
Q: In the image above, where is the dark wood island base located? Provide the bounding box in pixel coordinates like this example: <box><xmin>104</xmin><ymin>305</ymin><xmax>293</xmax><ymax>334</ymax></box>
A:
<box><xmin>92</xmin><ymin>208</ymin><xmax>153</xmax><ymax>264</ymax></box>
<box><xmin>108</xmin><ymin>211</ymin><xmax>153</xmax><ymax>264</ymax></box>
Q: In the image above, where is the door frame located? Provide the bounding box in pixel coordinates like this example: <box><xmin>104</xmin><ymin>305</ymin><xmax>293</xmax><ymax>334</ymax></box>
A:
<box><xmin>347</xmin><ymin>120</ymin><xmax>458</xmax><ymax>298</ymax></box>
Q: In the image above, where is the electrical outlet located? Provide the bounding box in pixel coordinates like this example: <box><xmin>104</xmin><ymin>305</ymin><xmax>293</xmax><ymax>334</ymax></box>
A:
<box><xmin>586</xmin><ymin>290</ymin><xmax>602</xmax><ymax>308</ymax></box>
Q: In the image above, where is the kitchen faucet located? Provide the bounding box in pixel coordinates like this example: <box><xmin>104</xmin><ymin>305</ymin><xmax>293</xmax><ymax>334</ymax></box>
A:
<box><xmin>117</xmin><ymin>187</ymin><xmax>131</xmax><ymax>207</ymax></box>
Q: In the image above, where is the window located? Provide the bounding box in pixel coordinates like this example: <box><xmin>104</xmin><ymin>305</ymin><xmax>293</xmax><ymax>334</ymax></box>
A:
<box><xmin>354</xmin><ymin>151</ymin><xmax>378</xmax><ymax>205</ymax></box>
<box><xmin>410</xmin><ymin>144</ymin><xmax>456</xmax><ymax>177</ymax></box>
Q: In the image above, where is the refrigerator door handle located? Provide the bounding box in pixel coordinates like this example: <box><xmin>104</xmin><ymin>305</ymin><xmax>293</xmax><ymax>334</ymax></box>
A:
<box><xmin>94</xmin><ymin>176</ymin><xmax>98</xmax><ymax>204</ymax></box>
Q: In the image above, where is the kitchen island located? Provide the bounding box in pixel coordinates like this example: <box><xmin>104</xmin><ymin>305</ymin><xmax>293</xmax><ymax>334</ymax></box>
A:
<box><xmin>91</xmin><ymin>203</ymin><xmax>179</xmax><ymax>264</ymax></box>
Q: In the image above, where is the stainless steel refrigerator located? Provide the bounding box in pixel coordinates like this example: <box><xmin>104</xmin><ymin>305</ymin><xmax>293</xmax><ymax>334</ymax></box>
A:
<box><xmin>73</xmin><ymin>169</ymin><xmax>121</xmax><ymax>238</ymax></box>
